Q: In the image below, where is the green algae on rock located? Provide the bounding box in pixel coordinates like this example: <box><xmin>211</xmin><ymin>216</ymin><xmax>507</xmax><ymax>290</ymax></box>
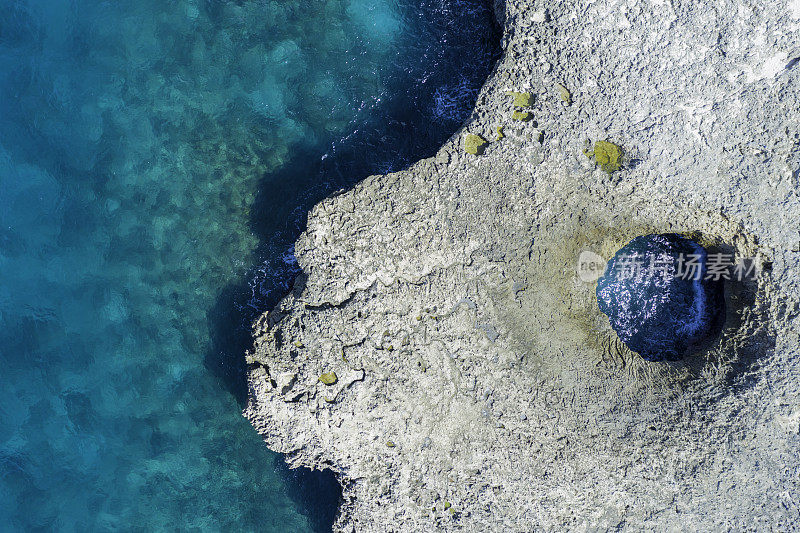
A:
<box><xmin>505</xmin><ymin>91</ymin><xmax>532</xmax><ymax>107</ymax></box>
<box><xmin>556</xmin><ymin>83</ymin><xmax>572</xmax><ymax>105</ymax></box>
<box><xmin>318</xmin><ymin>371</ymin><xmax>338</xmax><ymax>385</ymax></box>
<box><xmin>586</xmin><ymin>140</ymin><xmax>623</xmax><ymax>173</ymax></box>
<box><xmin>464</xmin><ymin>133</ymin><xmax>488</xmax><ymax>155</ymax></box>
<box><xmin>512</xmin><ymin>110</ymin><xmax>531</xmax><ymax>121</ymax></box>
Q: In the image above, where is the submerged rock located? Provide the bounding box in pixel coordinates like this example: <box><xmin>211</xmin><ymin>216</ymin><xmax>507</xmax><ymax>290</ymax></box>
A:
<box><xmin>596</xmin><ymin>234</ymin><xmax>725</xmax><ymax>361</ymax></box>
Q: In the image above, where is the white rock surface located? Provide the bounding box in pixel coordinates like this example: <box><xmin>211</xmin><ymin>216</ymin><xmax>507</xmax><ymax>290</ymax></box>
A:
<box><xmin>245</xmin><ymin>0</ymin><xmax>800</xmax><ymax>530</ymax></box>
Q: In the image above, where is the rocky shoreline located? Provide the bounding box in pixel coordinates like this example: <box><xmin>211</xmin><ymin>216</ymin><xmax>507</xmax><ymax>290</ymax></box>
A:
<box><xmin>244</xmin><ymin>0</ymin><xmax>800</xmax><ymax>530</ymax></box>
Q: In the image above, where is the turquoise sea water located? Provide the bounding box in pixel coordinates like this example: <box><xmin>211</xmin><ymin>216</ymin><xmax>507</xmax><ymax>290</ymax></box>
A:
<box><xmin>0</xmin><ymin>0</ymin><xmax>497</xmax><ymax>530</ymax></box>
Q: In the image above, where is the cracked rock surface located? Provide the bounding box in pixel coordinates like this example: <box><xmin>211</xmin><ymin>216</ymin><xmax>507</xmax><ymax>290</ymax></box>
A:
<box><xmin>245</xmin><ymin>0</ymin><xmax>800</xmax><ymax>530</ymax></box>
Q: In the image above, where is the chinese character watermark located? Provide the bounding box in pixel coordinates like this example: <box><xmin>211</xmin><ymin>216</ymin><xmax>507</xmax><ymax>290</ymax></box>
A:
<box><xmin>577</xmin><ymin>251</ymin><xmax>762</xmax><ymax>283</ymax></box>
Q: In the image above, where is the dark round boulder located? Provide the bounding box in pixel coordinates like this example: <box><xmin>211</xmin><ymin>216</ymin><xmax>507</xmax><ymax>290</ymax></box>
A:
<box><xmin>595</xmin><ymin>233</ymin><xmax>725</xmax><ymax>361</ymax></box>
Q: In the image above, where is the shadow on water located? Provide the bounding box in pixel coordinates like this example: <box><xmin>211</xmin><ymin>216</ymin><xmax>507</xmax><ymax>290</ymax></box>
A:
<box><xmin>205</xmin><ymin>0</ymin><xmax>501</xmax><ymax>528</ymax></box>
<box><xmin>272</xmin><ymin>455</ymin><xmax>344</xmax><ymax>532</ymax></box>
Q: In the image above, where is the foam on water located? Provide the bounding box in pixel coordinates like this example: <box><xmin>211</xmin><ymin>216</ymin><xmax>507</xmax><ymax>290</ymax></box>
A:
<box><xmin>0</xmin><ymin>0</ymin><xmax>497</xmax><ymax>530</ymax></box>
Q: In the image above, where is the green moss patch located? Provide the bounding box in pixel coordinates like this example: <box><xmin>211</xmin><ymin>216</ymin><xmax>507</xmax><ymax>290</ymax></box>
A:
<box><xmin>318</xmin><ymin>371</ymin><xmax>338</xmax><ymax>385</ymax></box>
<box><xmin>464</xmin><ymin>133</ymin><xmax>487</xmax><ymax>155</ymax></box>
<box><xmin>556</xmin><ymin>83</ymin><xmax>572</xmax><ymax>105</ymax></box>
<box><xmin>586</xmin><ymin>140</ymin><xmax>623</xmax><ymax>173</ymax></box>
<box><xmin>505</xmin><ymin>91</ymin><xmax>532</xmax><ymax>107</ymax></box>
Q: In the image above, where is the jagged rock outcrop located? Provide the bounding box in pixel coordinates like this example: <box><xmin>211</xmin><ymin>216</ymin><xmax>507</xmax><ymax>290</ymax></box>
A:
<box><xmin>245</xmin><ymin>0</ymin><xmax>800</xmax><ymax>530</ymax></box>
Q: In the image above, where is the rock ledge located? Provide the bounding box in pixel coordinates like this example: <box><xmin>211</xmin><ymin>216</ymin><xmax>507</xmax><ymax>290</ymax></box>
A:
<box><xmin>245</xmin><ymin>0</ymin><xmax>800</xmax><ymax>530</ymax></box>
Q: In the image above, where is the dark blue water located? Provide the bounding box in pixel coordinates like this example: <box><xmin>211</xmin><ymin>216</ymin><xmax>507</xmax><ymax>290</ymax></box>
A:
<box><xmin>597</xmin><ymin>234</ymin><xmax>725</xmax><ymax>361</ymax></box>
<box><xmin>0</xmin><ymin>0</ymin><xmax>497</xmax><ymax>530</ymax></box>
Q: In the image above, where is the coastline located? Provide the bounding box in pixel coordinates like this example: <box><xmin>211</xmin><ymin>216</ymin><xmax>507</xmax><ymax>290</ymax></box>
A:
<box><xmin>245</xmin><ymin>0</ymin><xmax>800</xmax><ymax>530</ymax></box>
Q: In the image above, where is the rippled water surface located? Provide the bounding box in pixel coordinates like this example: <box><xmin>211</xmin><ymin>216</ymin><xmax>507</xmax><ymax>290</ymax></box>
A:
<box><xmin>0</xmin><ymin>0</ymin><xmax>497</xmax><ymax>530</ymax></box>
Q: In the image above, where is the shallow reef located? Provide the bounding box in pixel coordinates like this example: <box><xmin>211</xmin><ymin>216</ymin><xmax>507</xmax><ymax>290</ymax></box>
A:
<box><xmin>0</xmin><ymin>0</ymin><xmax>498</xmax><ymax>530</ymax></box>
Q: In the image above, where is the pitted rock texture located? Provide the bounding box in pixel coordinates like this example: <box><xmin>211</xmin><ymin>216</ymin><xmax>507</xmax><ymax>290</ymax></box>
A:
<box><xmin>245</xmin><ymin>0</ymin><xmax>800</xmax><ymax>530</ymax></box>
